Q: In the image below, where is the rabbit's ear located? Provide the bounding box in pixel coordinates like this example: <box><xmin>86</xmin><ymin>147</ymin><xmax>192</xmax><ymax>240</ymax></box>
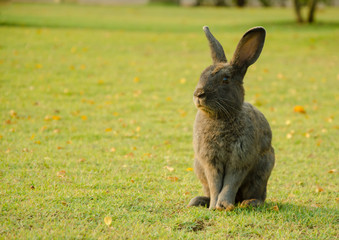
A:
<box><xmin>203</xmin><ymin>26</ymin><xmax>227</xmax><ymax>64</ymax></box>
<box><xmin>230</xmin><ymin>27</ymin><xmax>266</xmax><ymax>69</ymax></box>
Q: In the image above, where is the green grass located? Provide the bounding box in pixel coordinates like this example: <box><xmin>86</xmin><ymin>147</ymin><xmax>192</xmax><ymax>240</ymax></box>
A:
<box><xmin>0</xmin><ymin>3</ymin><xmax>338</xmax><ymax>239</ymax></box>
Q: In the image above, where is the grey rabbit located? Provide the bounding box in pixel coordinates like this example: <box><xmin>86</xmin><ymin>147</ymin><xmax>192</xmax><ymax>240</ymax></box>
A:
<box><xmin>188</xmin><ymin>26</ymin><xmax>275</xmax><ymax>210</ymax></box>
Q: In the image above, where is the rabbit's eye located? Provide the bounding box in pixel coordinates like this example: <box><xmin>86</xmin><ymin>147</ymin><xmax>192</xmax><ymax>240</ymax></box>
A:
<box><xmin>223</xmin><ymin>77</ymin><xmax>229</xmax><ymax>83</ymax></box>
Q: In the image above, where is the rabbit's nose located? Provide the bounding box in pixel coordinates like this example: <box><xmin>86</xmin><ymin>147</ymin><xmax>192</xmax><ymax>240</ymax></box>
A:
<box><xmin>194</xmin><ymin>88</ymin><xmax>206</xmax><ymax>99</ymax></box>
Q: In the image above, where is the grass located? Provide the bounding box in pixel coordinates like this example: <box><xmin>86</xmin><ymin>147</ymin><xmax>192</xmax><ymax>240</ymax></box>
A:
<box><xmin>0</xmin><ymin>2</ymin><xmax>338</xmax><ymax>239</ymax></box>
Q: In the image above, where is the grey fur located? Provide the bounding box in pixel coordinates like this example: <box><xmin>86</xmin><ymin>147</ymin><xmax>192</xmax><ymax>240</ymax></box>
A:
<box><xmin>188</xmin><ymin>27</ymin><xmax>275</xmax><ymax>210</ymax></box>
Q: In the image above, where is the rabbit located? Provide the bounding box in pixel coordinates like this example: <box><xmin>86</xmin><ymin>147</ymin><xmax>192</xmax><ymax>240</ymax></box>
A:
<box><xmin>188</xmin><ymin>26</ymin><xmax>275</xmax><ymax>211</ymax></box>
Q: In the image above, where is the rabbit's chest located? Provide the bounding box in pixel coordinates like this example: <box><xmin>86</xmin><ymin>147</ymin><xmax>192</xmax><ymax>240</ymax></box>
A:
<box><xmin>194</xmin><ymin>114</ymin><xmax>240</xmax><ymax>164</ymax></box>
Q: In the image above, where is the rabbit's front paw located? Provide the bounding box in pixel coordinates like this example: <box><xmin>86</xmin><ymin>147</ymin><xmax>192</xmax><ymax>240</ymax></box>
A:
<box><xmin>216</xmin><ymin>200</ymin><xmax>235</xmax><ymax>211</ymax></box>
<box><xmin>188</xmin><ymin>196</ymin><xmax>210</xmax><ymax>208</ymax></box>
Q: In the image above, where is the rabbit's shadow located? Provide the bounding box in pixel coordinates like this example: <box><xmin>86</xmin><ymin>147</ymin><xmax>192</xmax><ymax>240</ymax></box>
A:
<box><xmin>236</xmin><ymin>200</ymin><xmax>337</xmax><ymax>227</ymax></box>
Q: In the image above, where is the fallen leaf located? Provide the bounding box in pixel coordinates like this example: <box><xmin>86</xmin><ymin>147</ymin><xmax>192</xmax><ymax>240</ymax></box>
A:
<box><xmin>294</xmin><ymin>105</ymin><xmax>306</xmax><ymax>114</ymax></box>
<box><xmin>315</xmin><ymin>186</ymin><xmax>324</xmax><ymax>193</ymax></box>
<box><xmin>272</xmin><ymin>205</ymin><xmax>279</xmax><ymax>212</ymax></box>
<box><xmin>110</xmin><ymin>147</ymin><xmax>116</xmax><ymax>153</ymax></box>
<box><xmin>78</xmin><ymin>158</ymin><xmax>86</xmax><ymax>163</ymax></box>
<box><xmin>277</xmin><ymin>73</ymin><xmax>284</xmax><ymax>79</ymax></box>
<box><xmin>35</xmin><ymin>63</ymin><xmax>43</xmax><ymax>69</ymax></box>
<box><xmin>186</xmin><ymin>167</ymin><xmax>193</xmax><ymax>172</ymax></box>
<box><xmin>104</xmin><ymin>216</ymin><xmax>112</xmax><ymax>226</ymax></box>
<box><xmin>57</xmin><ymin>170</ymin><xmax>66</xmax><ymax>178</ymax></box>
<box><xmin>326</xmin><ymin>116</ymin><xmax>334</xmax><ymax>123</ymax></box>
<box><xmin>9</xmin><ymin>110</ymin><xmax>17</xmax><ymax>118</ymax></box>
<box><xmin>81</xmin><ymin>115</ymin><xmax>87</xmax><ymax>120</ymax></box>
<box><xmin>180</xmin><ymin>78</ymin><xmax>186</xmax><ymax>84</ymax></box>
<box><xmin>166</xmin><ymin>97</ymin><xmax>172</xmax><ymax>102</ymax></box>
<box><xmin>164</xmin><ymin>166</ymin><xmax>174</xmax><ymax>172</ymax></box>
<box><xmin>133</xmin><ymin>77</ymin><xmax>140</xmax><ymax>83</ymax></box>
<box><xmin>178</xmin><ymin>109</ymin><xmax>187</xmax><ymax>117</ymax></box>
<box><xmin>105</xmin><ymin>128</ymin><xmax>112</xmax><ymax>132</ymax></box>
<box><xmin>61</xmin><ymin>201</ymin><xmax>67</xmax><ymax>206</ymax></box>
<box><xmin>328</xmin><ymin>169</ymin><xmax>336</xmax><ymax>174</ymax></box>
<box><xmin>97</xmin><ymin>79</ymin><xmax>104</xmax><ymax>85</ymax></box>
<box><xmin>30</xmin><ymin>185</ymin><xmax>35</xmax><ymax>190</ymax></box>
<box><xmin>167</xmin><ymin>176</ymin><xmax>179</xmax><ymax>182</ymax></box>
<box><xmin>52</xmin><ymin>115</ymin><xmax>61</xmax><ymax>120</ymax></box>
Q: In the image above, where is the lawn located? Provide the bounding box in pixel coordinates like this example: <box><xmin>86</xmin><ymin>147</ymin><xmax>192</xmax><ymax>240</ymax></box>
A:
<box><xmin>0</xmin><ymin>2</ymin><xmax>338</xmax><ymax>239</ymax></box>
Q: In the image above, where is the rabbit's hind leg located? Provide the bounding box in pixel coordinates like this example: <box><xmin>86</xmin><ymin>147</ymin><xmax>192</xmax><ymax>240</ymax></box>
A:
<box><xmin>239</xmin><ymin>198</ymin><xmax>264</xmax><ymax>208</ymax></box>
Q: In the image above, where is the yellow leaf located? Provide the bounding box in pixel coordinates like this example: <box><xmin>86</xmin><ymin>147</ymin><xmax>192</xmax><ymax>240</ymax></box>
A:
<box><xmin>57</xmin><ymin>170</ymin><xmax>66</xmax><ymax>178</ymax></box>
<box><xmin>328</xmin><ymin>169</ymin><xmax>336</xmax><ymax>174</ymax></box>
<box><xmin>80</xmin><ymin>64</ymin><xmax>86</xmax><ymax>70</ymax></box>
<box><xmin>81</xmin><ymin>115</ymin><xmax>87</xmax><ymax>120</ymax></box>
<box><xmin>272</xmin><ymin>205</ymin><xmax>279</xmax><ymax>212</ymax></box>
<box><xmin>180</xmin><ymin>78</ymin><xmax>186</xmax><ymax>84</ymax></box>
<box><xmin>98</xmin><ymin>79</ymin><xmax>104</xmax><ymax>85</ymax></box>
<box><xmin>178</xmin><ymin>109</ymin><xmax>187</xmax><ymax>117</ymax></box>
<box><xmin>136</xmin><ymin>126</ymin><xmax>141</xmax><ymax>132</ymax></box>
<box><xmin>104</xmin><ymin>216</ymin><xmax>112</xmax><ymax>226</ymax></box>
<box><xmin>277</xmin><ymin>73</ymin><xmax>284</xmax><ymax>79</ymax></box>
<box><xmin>186</xmin><ymin>167</ymin><xmax>193</xmax><ymax>172</ymax></box>
<box><xmin>30</xmin><ymin>134</ymin><xmax>35</xmax><ymax>140</ymax></box>
<box><xmin>165</xmin><ymin>166</ymin><xmax>174</xmax><ymax>172</ymax></box>
<box><xmin>113</xmin><ymin>112</ymin><xmax>119</xmax><ymax>117</ymax></box>
<box><xmin>293</xmin><ymin>105</ymin><xmax>306</xmax><ymax>114</ymax></box>
<box><xmin>286</xmin><ymin>133</ymin><xmax>293</xmax><ymax>139</ymax></box>
<box><xmin>105</xmin><ymin>128</ymin><xmax>112</xmax><ymax>132</ymax></box>
<box><xmin>315</xmin><ymin>185</ymin><xmax>324</xmax><ymax>193</ymax></box>
<box><xmin>9</xmin><ymin>110</ymin><xmax>17</xmax><ymax>117</ymax></box>
<box><xmin>167</xmin><ymin>176</ymin><xmax>178</xmax><ymax>182</ymax></box>
<box><xmin>52</xmin><ymin>115</ymin><xmax>61</xmax><ymax>120</ymax></box>
<box><xmin>35</xmin><ymin>140</ymin><xmax>41</xmax><ymax>144</ymax></box>
<box><xmin>133</xmin><ymin>77</ymin><xmax>140</xmax><ymax>83</ymax></box>
<box><xmin>166</xmin><ymin>97</ymin><xmax>172</xmax><ymax>102</ymax></box>
<box><xmin>71</xmin><ymin>47</ymin><xmax>77</xmax><ymax>53</ymax></box>
<box><xmin>110</xmin><ymin>147</ymin><xmax>116</xmax><ymax>153</ymax></box>
<box><xmin>35</xmin><ymin>63</ymin><xmax>43</xmax><ymax>69</ymax></box>
<box><xmin>326</xmin><ymin>116</ymin><xmax>334</xmax><ymax>123</ymax></box>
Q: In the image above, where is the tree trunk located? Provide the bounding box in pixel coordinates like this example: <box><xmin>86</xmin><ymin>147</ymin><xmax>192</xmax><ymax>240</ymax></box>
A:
<box><xmin>215</xmin><ymin>0</ymin><xmax>225</xmax><ymax>6</ymax></box>
<box><xmin>293</xmin><ymin>0</ymin><xmax>304</xmax><ymax>23</ymax></box>
<box><xmin>236</xmin><ymin>0</ymin><xmax>246</xmax><ymax>7</ymax></box>
<box><xmin>307</xmin><ymin>0</ymin><xmax>317</xmax><ymax>23</ymax></box>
